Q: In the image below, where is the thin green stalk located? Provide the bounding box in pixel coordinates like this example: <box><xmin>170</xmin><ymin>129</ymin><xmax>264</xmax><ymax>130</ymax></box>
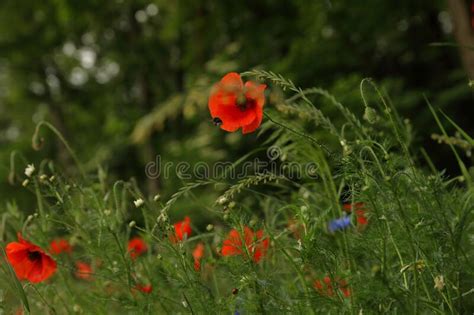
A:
<box><xmin>264</xmin><ymin>112</ymin><xmax>332</xmax><ymax>155</ymax></box>
<box><xmin>32</xmin><ymin>121</ymin><xmax>87</xmax><ymax>179</ymax></box>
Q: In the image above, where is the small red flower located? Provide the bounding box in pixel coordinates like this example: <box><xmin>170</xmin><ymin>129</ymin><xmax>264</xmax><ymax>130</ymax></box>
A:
<box><xmin>209</xmin><ymin>72</ymin><xmax>267</xmax><ymax>134</ymax></box>
<box><xmin>343</xmin><ymin>202</ymin><xmax>368</xmax><ymax>227</ymax></box>
<box><xmin>127</xmin><ymin>237</ymin><xmax>148</xmax><ymax>260</ymax></box>
<box><xmin>221</xmin><ymin>227</ymin><xmax>269</xmax><ymax>263</ymax></box>
<box><xmin>75</xmin><ymin>261</ymin><xmax>93</xmax><ymax>281</ymax></box>
<box><xmin>172</xmin><ymin>216</ymin><xmax>192</xmax><ymax>242</ymax></box>
<box><xmin>342</xmin><ymin>202</ymin><xmax>365</xmax><ymax>213</ymax></box>
<box><xmin>313</xmin><ymin>276</ymin><xmax>351</xmax><ymax>298</ymax></box>
<box><xmin>49</xmin><ymin>239</ymin><xmax>72</xmax><ymax>255</ymax></box>
<box><xmin>192</xmin><ymin>243</ymin><xmax>205</xmax><ymax>271</ymax></box>
<box><xmin>134</xmin><ymin>284</ymin><xmax>153</xmax><ymax>294</ymax></box>
<box><xmin>5</xmin><ymin>234</ymin><xmax>57</xmax><ymax>283</ymax></box>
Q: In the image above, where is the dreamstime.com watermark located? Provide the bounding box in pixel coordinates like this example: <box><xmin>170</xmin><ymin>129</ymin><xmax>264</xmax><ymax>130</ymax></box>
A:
<box><xmin>145</xmin><ymin>146</ymin><xmax>319</xmax><ymax>180</ymax></box>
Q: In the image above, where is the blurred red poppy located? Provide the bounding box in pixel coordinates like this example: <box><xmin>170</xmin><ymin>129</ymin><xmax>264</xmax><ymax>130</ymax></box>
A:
<box><xmin>208</xmin><ymin>72</ymin><xmax>267</xmax><ymax>134</ymax></box>
<box><xmin>134</xmin><ymin>284</ymin><xmax>153</xmax><ymax>294</ymax></box>
<box><xmin>192</xmin><ymin>243</ymin><xmax>205</xmax><ymax>271</ymax></box>
<box><xmin>5</xmin><ymin>233</ymin><xmax>57</xmax><ymax>283</ymax></box>
<box><xmin>343</xmin><ymin>202</ymin><xmax>368</xmax><ymax>227</ymax></box>
<box><xmin>221</xmin><ymin>227</ymin><xmax>269</xmax><ymax>263</ymax></box>
<box><xmin>49</xmin><ymin>239</ymin><xmax>72</xmax><ymax>255</ymax></box>
<box><xmin>342</xmin><ymin>202</ymin><xmax>365</xmax><ymax>213</ymax></box>
<box><xmin>75</xmin><ymin>261</ymin><xmax>93</xmax><ymax>281</ymax></box>
<box><xmin>313</xmin><ymin>276</ymin><xmax>351</xmax><ymax>298</ymax></box>
<box><xmin>172</xmin><ymin>216</ymin><xmax>192</xmax><ymax>242</ymax></box>
<box><xmin>128</xmin><ymin>237</ymin><xmax>148</xmax><ymax>259</ymax></box>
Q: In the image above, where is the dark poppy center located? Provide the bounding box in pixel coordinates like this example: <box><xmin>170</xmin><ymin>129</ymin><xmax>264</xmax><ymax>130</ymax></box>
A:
<box><xmin>28</xmin><ymin>251</ymin><xmax>41</xmax><ymax>261</ymax></box>
<box><xmin>236</xmin><ymin>98</ymin><xmax>256</xmax><ymax>112</ymax></box>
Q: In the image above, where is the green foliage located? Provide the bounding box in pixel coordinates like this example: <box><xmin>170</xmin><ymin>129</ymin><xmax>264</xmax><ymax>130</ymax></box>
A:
<box><xmin>0</xmin><ymin>71</ymin><xmax>473</xmax><ymax>313</ymax></box>
<box><xmin>1</xmin><ymin>1</ymin><xmax>474</xmax><ymax>313</ymax></box>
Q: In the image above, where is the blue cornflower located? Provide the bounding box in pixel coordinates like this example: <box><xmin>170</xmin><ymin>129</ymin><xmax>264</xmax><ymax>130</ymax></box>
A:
<box><xmin>328</xmin><ymin>215</ymin><xmax>352</xmax><ymax>232</ymax></box>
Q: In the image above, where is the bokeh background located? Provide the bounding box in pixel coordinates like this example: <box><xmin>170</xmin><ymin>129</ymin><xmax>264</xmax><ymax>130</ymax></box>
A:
<box><xmin>1</xmin><ymin>0</ymin><xmax>473</xmax><ymax>212</ymax></box>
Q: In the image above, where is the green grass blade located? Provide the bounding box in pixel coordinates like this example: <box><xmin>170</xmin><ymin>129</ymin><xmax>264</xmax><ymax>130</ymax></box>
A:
<box><xmin>426</xmin><ymin>97</ymin><xmax>472</xmax><ymax>187</ymax></box>
<box><xmin>439</xmin><ymin>110</ymin><xmax>474</xmax><ymax>145</ymax></box>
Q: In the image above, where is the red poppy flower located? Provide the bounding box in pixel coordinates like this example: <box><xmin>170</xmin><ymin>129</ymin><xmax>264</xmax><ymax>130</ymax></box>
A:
<box><xmin>192</xmin><ymin>243</ymin><xmax>205</xmax><ymax>271</ymax></box>
<box><xmin>208</xmin><ymin>72</ymin><xmax>267</xmax><ymax>134</ymax></box>
<box><xmin>128</xmin><ymin>237</ymin><xmax>148</xmax><ymax>260</ymax></box>
<box><xmin>221</xmin><ymin>227</ymin><xmax>269</xmax><ymax>263</ymax></box>
<box><xmin>5</xmin><ymin>234</ymin><xmax>57</xmax><ymax>283</ymax></box>
<box><xmin>75</xmin><ymin>261</ymin><xmax>93</xmax><ymax>281</ymax></box>
<box><xmin>313</xmin><ymin>276</ymin><xmax>351</xmax><ymax>298</ymax></box>
<box><xmin>342</xmin><ymin>202</ymin><xmax>365</xmax><ymax>213</ymax></box>
<box><xmin>343</xmin><ymin>202</ymin><xmax>368</xmax><ymax>227</ymax></box>
<box><xmin>134</xmin><ymin>284</ymin><xmax>153</xmax><ymax>294</ymax></box>
<box><xmin>355</xmin><ymin>209</ymin><xmax>368</xmax><ymax>226</ymax></box>
<box><xmin>49</xmin><ymin>239</ymin><xmax>72</xmax><ymax>255</ymax></box>
<box><xmin>171</xmin><ymin>216</ymin><xmax>192</xmax><ymax>242</ymax></box>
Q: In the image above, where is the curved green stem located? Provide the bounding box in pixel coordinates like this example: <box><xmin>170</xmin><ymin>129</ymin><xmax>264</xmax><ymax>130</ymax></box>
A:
<box><xmin>264</xmin><ymin>112</ymin><xmax>332</xmax><ymax>155</ymax></box>
<box><xmin>32</xmin><ymin>121</ymin><xmax>86</xmax><ymax>179</ymax></box>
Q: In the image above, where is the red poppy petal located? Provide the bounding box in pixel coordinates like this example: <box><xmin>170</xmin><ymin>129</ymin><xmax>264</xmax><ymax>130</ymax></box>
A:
<box><xmin>221</xmin><ymin>244</ymin><xmax>242</xmax><ymax>256</ymax></box>
<box><xmin>194</xmin><ymin>259</ymin><xmax>201</xmax><ymax>271</ymax></box>
<box><xmin>221</xmin><ymin>230</ymin><xmax>243</xmax><ymax>256</ymax></box>
<box><xmin>313</xmin><ymin>280</ymin><xmax>323</xmax><ymax>290</ymax></box>
<box><xmin>252</xmin><ymin>230</ymin><xmax>269</xmax><ymax>263</ymax></box>
<box><xmin>192</xmin><ymin>243</ymin><xmax>205</xmax><ymax>260</ymax></box>
<box><xmin>6</xmin><ymin>242</ymin><xmax>29</xmax><ymax>264</ymax></box>
<box><xmin>220</xmin><ymin>72</ymin><xmax>243</xmax><ymax>89</ymax></box>
<box><xmin>242</xmin><ymin>107</ymin><xmax>263</xmax><ymax>134</ymax></box>
<box><xmin>243</xmin><ymin>227</ymin><xmax>255</xmax><ymax>248</ymax></box>
<box><xmin>11</xmin><ymin>258</ymin><xmax>33</xmax><ymax>280</ymax></box>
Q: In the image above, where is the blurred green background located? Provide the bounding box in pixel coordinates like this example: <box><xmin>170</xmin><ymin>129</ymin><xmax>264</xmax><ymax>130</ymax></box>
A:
<box><xmin>0</xmin><ymin>0</ymin><xmax>472</xmax><ymax>209</ymax></box>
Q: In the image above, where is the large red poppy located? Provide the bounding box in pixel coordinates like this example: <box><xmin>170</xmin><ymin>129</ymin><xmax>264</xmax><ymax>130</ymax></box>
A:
<box><xmin>208</xmin><ymin>72</ymin><xmax>267</xmax><ymax>134</ymax></box>
<box><xmin>172</xmin><ymin>216</ymin><xmax>192</xmax><ymax>242</ymax></box>
<box><xmin>128</xmin><ymin>237</ymin><xmax>148</xmax><ymax>260</ymax></box>
<box><xmin>192</xmin><ymin>243</ymin><xmax>205</xmax><ymax>271</ymax></box>
<box><xmin>49</xmin><ymin>238</ymin><xmax>72</xmax><ymax>255</ymax></box>
<box><xmin>221</xmin><ymin>227</ymin><xmax>269</xmax><ymax>263</ymax></box>
<box><xmin>5</xmin><ymin>234</ymin><xmax>57</xmax><ymax>283</ymax></box>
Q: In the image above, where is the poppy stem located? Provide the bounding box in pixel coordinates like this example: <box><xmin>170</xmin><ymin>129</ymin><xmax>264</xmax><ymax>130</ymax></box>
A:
<box><xmin>263</xmin><ymin>112</ymin><xmax>333</xmax><ymax>155</ymax></box>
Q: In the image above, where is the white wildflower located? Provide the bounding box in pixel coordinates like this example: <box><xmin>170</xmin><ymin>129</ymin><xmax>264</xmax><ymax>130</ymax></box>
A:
<box><xmin>134</xmin><ymin>198</ymin><xmax>144</xmax><ymax>208</ymax></box>
<box><xmin>217</xmin><ymin>196</ymin><xmax>228</xmax><ymax>205</ymax></box>
<box><xmin>25</xmin><ymin>164</ymin><xmax>35</xmax><ymax>177</ymax></box>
